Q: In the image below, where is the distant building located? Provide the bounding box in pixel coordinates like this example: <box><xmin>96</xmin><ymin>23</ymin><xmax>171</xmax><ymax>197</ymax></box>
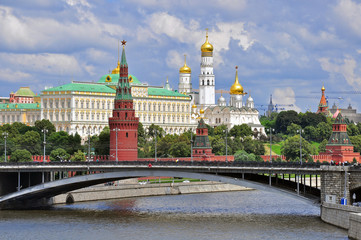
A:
<box><xmin>317</xmin><ymin>84</ymin><xmax>328</xmax><ymax>114</ymax></box>
<box><xmin>329</xmin><ymin>103</ymin><xmax>361</xmax><ymax>123</ymax></box>
<box><xmin>204</xmin><ymin>67</ymin><xmax>264</xmax><ymax>135</ymax></box>
<box><xmin>266</xmin><ymin>94</ymin><xmax>275</xmax><ymax>117</ymax></box>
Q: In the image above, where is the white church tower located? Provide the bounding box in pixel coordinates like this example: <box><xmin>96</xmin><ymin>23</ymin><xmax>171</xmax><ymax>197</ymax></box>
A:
<box><xmin>178</xmin><ymin>55</ymin><xmax>192</xmax><ymax>93</ymax></box>
<box><xmin>199</xmin><ymin>29</ymin><xmax>215</xmax><ymax>107</ymax></box>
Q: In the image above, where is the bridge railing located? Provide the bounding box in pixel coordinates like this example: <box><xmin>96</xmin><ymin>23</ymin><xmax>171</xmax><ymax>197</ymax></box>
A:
<box><xmin>0</xmin><ymin>160</ymin><xmax>325</xmax><ymax>168</ymax></box>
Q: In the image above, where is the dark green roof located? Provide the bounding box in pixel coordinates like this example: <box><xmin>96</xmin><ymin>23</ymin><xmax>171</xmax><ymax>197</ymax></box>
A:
<box><xmin>148</xmin><ymin>88</ymin><xmax>190</xmax><ymax>98</ymax></box>
<box><xmin>0</xmin><ymin>103</ymin><xmax>40</xmax><ymax>110</ymax></box>
<box><xmin>15</xmin><ymin>87</ymin><xmax>36</xmax><ymax>97</ymax></box>
<box><xmin>42</xmin><ymin>82</ymin><xmax>115</xmax><ymax>94</ymax></box>
<box><xmin>97</xmin><ymin>74</ymin><xmax>141</xmax><ymax>85</ymax></box>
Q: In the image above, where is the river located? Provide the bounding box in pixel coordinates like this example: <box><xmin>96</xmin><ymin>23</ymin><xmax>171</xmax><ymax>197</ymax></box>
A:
<box><xmin>0</xmin><ymin>190</ymin><xmax>347</xmax><ymax>240</ymax></box>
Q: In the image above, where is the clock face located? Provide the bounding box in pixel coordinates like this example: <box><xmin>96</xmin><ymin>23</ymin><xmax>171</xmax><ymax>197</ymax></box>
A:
<box><xmin>106</xmin><ymin>75</ymin><xmax>112</xmax><ymax>82</ymax></box>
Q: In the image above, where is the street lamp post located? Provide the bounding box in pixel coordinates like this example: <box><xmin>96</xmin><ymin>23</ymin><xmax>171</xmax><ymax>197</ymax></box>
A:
<box><xmin>224</xmin><ymin>129</ymin><xmax>228</xmax><ymax>163</ymax></box>
<box><xmin>297</xmin><ymin>128</ymin><xmax>304</xmax><ymax>165</ymax></box>
<box><xmin>87</xmin><ymin>130</ymin><xmax>91</xmax><ymax>162</ymax></box>
<box><xmin>2</xmin><ymin>132</ymin><xmax>8</xmax><ymax>162</ymax></box>
<box><xmin>190</xmin><ymin>129</ymin><xmax>193</xmax><ymax>164</ymax></box>
<box><xmin>42</xmin><ymin>129</ymin><xmax>48</xmax><ymax>163</ymax></box>
<box><xmin>154</xmin><ymin>129</ymin><xmax>157</xmax><ymax>162</ymax></box>
<box><xmin>268</xmin><ymin>128</ymin><xmax>274</xmax><ymax>163</ymax></box>
<box><xmin>41</xmin><ymin>129</ymin><xmax>48</xmax><ymax>183</ymax></box>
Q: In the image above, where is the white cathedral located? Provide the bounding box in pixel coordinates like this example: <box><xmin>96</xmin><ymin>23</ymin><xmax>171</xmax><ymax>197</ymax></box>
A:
<box><xmin>178</xmin><ymin>30</ymin><xmax>265</xmax><ymax>135</ymax></box>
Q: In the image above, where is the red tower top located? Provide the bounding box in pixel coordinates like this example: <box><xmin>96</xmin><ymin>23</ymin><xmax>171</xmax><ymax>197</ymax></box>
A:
<box><xmin>317</xmin><ymin>84</ymin><xmax>328</xmax><ymax>114</ymax></box>
<box><xmin>108</xmin><ymin>41</ymin><xmax>139</xmax><ymax>161</ymax></box>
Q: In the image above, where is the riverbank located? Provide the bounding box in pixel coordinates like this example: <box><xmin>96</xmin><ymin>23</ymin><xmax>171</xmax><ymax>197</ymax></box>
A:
<box><xmin>52</xmin><ymin>179</ymin><xmax>250</xmax><ymax>204</ymax></box>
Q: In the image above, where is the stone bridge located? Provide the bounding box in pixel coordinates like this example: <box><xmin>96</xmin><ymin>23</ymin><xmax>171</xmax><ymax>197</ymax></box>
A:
<box><xmin>0</xmin><ymin>161</ymin><xmax>360</xmax><ymax>209</ymax></box>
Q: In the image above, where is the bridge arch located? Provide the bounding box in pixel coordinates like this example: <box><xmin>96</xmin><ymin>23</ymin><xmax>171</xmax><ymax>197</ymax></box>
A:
<box><xmin>0</xmin><ymin>169</ymin><xmax>317</xmax><ymax>209</ymax></box>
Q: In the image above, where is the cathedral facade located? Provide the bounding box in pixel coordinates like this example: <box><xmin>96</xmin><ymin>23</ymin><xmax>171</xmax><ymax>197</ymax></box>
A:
<box><xmin>178</xmin><ymin>30</ymin><xmax>264</xmax><ymax>134</ymax></box>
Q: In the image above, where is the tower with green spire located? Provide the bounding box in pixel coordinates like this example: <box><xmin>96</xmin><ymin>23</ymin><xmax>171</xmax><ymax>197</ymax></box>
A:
<box><xmin>109</xmin><ymin>40</ymin><xmax>139</xmax><ymax>161</ymax></box>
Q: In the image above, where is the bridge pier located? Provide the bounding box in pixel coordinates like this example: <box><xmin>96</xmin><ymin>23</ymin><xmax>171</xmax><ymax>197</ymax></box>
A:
<box><xmin>321</xmin><ymin>166</ymin><xmax>350</xmax><ymax>205</ymax></box>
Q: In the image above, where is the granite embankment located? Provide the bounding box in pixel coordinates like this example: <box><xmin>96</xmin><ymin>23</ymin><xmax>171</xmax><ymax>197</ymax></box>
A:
<box><xmin>52</xmin><ymin>180</ymin><xmax>250</xmax><ymax>204</ymax></box>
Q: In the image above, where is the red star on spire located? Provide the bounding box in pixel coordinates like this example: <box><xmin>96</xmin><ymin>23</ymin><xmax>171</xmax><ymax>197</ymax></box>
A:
<box><xmin>235</xmin><ymin>66</ymin><xmax>238</xmax><ymax>70</ymax></box>
<box><xmin>121</xmin><ymin>40</ymin><xmax>127</xmax><ymax>46</ymax></box>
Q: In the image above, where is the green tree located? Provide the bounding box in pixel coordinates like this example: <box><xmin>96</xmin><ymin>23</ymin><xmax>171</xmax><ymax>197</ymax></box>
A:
<box><xmin>275</xmin><ymin>110</ymin><xmax>300</xmax><ymax>133</ymax></box>
<box><xmin>157</xmin><ymin>134</ymin><xmax>178</xmax><ymax>157</ymax></box>
<box><xmin>350</xmin><ymin>135</ymin><xmax>361</xmax><ymax>153</ymax></box>
<box><xmin>170</xmin><ymin>141</ymin><xmax>191</xmax><ymax>157</ymax></box>
<box><xmin>214</xmin><ymin>125</ymin><xmax>227</xmax><ymax>138</ymax></box>
<box><xmin>281</xmin><ymin>135</ymin><xmax>315</xmax><ymax>161</ymax></box>
<box><xmin>48</xmin><ymin>131</ymin><xmax>70</xmax><ymax>153</ymax></box>
<box><xmin>304</xmin><ymin>126</ymin><xmax>317</xmax><ymax>141</ymax></box>
<box><xmin>316</xmin><ymin>122</ymin><xmax>332</xmax><ymax>142</ymax></box>
<box><xmin>9</xmin><ymin>149</ymin><xmax>32</xmax><ymax>162</ymax></box>
<box><xmin>210</xmin><ymin>135</ymin><xmax>226</xmax><ymax>155</ymax></box>
<box><xmin>230</xmin><ymin>124</ymin><xmax>253</xmax><ymax>138</ymax></box>
<box><xmin>94</xmin><ymin>127</ymin><xmax>110</xmax><ymax>155</ymax></box>
<box><xmin>318</xmin><ymin>139</ymin><xmax>328</xmax><ymax>153</ymax></box>
<box><xmin>299</xmin><ymin>112</ymin><xmax>327</xmax><ymax>128</ymax></box>
<box><xmin>347</xmin><ymin>123</ymin><xmax>360</xmax><ymax>136</ymax></box>
<box><xmin>34</xmin><ymin>119</ymin><xmax>56</xmax><ymax>135</ymax></box>
<box><xmin>18</xmin><ymin>130</ymin><xmax>41</xmax><ymax>155</ymax></box>
<box><xmin>68</xmin><ymin>133</ymin><xmax>82</xmax><ymax>155</ymax></box>
<box><xmin>147</xmin><ymin>124</ymin><xmax>165</xmax><ymax>138</ymax></box>
<box><xmin>138</xmin><ymin>122</ymin><xmax>146</xmax><ymax>146</ymax></box>
<box><xmin>50</xmin><ymin>148</ymin><xmax>70</xmax><ymax>161</ymax></box>
<box><xmin>70</xmin><ymin>150</ymin><xmax>86</xmax><ymax>162</ymax></box>
<box><xmin>286</xmin><ymin>123</ymin><xmax>301</xmax><ymax>136</ymax></box>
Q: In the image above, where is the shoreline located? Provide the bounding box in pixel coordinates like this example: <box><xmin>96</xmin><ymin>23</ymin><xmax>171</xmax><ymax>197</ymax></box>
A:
<box><xmin>52</xmin><ymin>180</ymin><xmax>251</xmax><ymax>205</ymax></box>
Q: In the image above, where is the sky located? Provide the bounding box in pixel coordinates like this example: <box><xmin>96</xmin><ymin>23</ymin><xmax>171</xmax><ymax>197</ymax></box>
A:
<box><xmin>1</xmin><ymin>0</ymin><xmax>361</xmax><ymax>115</ymax></box>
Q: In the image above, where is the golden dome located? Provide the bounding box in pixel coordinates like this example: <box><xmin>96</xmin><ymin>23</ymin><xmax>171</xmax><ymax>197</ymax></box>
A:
<box><xmin>192</xmin><ymin>104</ymin><xmax>197</xmax><ymax>108</ymax></box>
<box><xmin>201</xmin><ymin>29</ymin><xmax>213</xmax><ymax>53</ymax></box>
<box><xmin>111</xmin><ymin>61</ymin><xmax>120</xmax><ymax>74</ymax></box>
<box><xmin>230</xmin><ymin>66</ymin><xmax>244</xmax><ymax>95</ymax></box>
<box><xmin>321</xmin><ymin>83</ymin><xmax>325</xmax><ymax>91</ymax></box>
<box><xmin>179</xmin><ymin>55</ymin><xmax>191</xmax><ymax>73</ymax></box>
<box><xmin>200</xmin><ymin>108</ymin><xmax>205</xmax><ymax>114</ymax></box>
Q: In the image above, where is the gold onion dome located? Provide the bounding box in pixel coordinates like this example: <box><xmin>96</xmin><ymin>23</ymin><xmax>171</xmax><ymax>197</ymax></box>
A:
<box><xmin>111</xmin><ymin>61</ymin><xmax>120</xmax><ymax>74</ymax></box>
<box><xmin>179</xmin><ymin>55</ymin><xmax>191</xmax><ymax>73</ymax></box>
<box><xmin>321</xmin><ymin>83</ymin><xmax>325</xmax><ymax>91</ymax></box>
<box><xmin>200</xmin><ymin>108</ymin><xmax>205</xmax><ymax>114</ymax></box>
<box><xmin>192</xmin><ymin>104</ymin><xmax>197</xmax><ymax>108</ymax></box>
<box><xmin>201</xmin><ymin>29</ymin><xmax>213</xmax><ymax>53</ymax></box>
<box><xmin>230</xmin><ymin>66</ymin><xmax>244</xmax><ymax>95</ymax></box>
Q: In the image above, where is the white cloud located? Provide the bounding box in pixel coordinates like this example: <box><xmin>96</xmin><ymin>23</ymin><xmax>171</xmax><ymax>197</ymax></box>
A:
<box><xmin>319</xmin><ymin>56</ymin><xmax>361</xmax><ymax>89</ymax></box>
<box><xmin>334</xmin><ymin>0</ymin><xmax>361</xmax><ymax>38</ymax></box>
<box><xmin>0</xmin><ymin>68</ymin><xmax>31</xmax><ymax>83</ymax></box>
<box><xmin>0</xmin><ymin>5</ymin><xmax>126</xmax><ymax>52</ymax></box>
<box><xmin>143</xmin><ymin>12</ymin><xmax>254</xmax><ymax>67</ymax></box>
<box><xmin>273</xmin><ymin>87</ymin><xmax>301</xmax><ymax>112</ymax></box>
<box><xmin>0</xmin><ymin>53</ymin><xmax>88</xmax><ymax>76</ymax></box>
<box><xmin>166</xmin><ymin>50</ymin><xmax>183</xmax><ymax>69</ymax></box>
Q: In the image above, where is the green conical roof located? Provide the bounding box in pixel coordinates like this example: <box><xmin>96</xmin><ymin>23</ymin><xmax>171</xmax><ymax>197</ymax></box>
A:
<box><xmin>121</xmin><ymin>46</ymin><xmax>127</xmax><ymax>66</ymax></box>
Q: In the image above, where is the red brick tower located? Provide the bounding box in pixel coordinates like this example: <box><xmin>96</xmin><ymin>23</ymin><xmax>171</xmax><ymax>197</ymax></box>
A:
<box><xmin>324</xmin><ymin>112</ymin><xmax>360</xmax><ymax>163</ymax></box>
<box><xmin>193</xmin><ymin>118</ymin><xmax>215</xmax><ymax>160</ymax></box>
<box><xmin>317</xmin><ymin>84</ymin><xmax>328</xmax><ymax>114</ymax></box>
<box><xmin>109</xmin><ymin>40</ymin><xmax>139</xmax><ymax>161</ymax></box>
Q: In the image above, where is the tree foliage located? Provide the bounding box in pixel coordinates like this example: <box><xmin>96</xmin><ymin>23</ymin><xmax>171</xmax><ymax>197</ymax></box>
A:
<box><xmin>50</xmin><ymin>148</ymin><xmax>70</xmax><ymax>161</ymax></box>
<box><xmin>9</xmin><ymin>149</ymin><xmax>32</xmax><ymax>162</ymax></box>
<box><xmin>281</xmin><ymin>135</ymin><xmax>316</xmax><ymax>161</ymax></box>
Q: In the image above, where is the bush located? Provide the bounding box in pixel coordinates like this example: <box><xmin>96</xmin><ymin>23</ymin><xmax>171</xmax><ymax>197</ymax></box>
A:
<box><xmin>10</xmin><ymin>149</ymin><xmax>32</xmax><ymax>162</ymax></box>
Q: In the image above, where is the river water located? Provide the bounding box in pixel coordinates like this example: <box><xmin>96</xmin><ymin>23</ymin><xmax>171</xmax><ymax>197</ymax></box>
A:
<box><xmin>0</xmin><ymin>190</ymin><xmax>347</xmax><ymax>240</ymax></box>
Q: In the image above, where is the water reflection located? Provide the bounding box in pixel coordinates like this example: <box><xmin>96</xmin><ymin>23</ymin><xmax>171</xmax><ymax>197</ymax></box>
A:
<box><xmin>0</xmin><ymin>190</ymin><xmax>348</xmax><ymax>240</ymax></box>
